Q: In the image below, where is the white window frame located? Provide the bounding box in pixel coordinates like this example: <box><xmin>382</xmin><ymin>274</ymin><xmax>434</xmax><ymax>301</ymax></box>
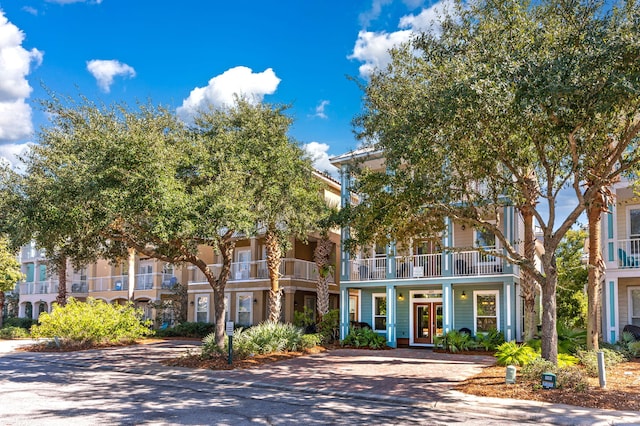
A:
<box><xmin>627</xmin><ymin>205</ymin><xmax>640</xmax><ymax>239</ymax></box>
<box><xmin>473</xmin><ymin>290</ymin><xmax>500</xmax><ymax>334</ymax></box>
<box><xmin>195</xmin><ymin>294</ymin><xmax>209</xmax><ymax>323</ymax></box>
<box><xmin>235</xmin><ymin>248</ymin><xmax>251</xmax><ymax>280</ymax></box>
<box><xmin>372</xmin><ymin>293</ymin><xmax>387</xmax><ymax>333</ymax></box>
<box><xmin>474</xmin><ymin>222</ymin><xmax>499</xmax><ymax>249</ymax></box>
<box><xmin>236</xmin><ymin>291</ymin><xmax>253</xmax><ymax>326</ymax></box>
<box><xmin>628</xmin><ymin>286</ymin><xmax>640</xmax><ymax>326</ymax></box>
<box><xmin>224</xmin><ymin>293</ymin><xmax>230</xmax><ymax>323</ymax></box>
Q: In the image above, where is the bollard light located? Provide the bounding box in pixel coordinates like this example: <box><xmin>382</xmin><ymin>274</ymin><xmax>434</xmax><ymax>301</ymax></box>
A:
<box><xmin>505</xmin><ymin>365</ymin><xmax>517</xmax><ymax>384</ymax></box>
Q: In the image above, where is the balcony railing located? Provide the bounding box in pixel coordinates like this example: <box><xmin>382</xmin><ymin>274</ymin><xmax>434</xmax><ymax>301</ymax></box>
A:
<box><xmin>18</xmin><ymin>280</ymin><xmax>59</xmax><ymax>295</ymax></box>
<box><xmin>88</xmin><ymin>273</ymin><xmax>177</xmax><ymax>292</ymax></box>
<box><xmin>616</xmin><ymin>239</ymin><xmax>640</xmax><ymax>268</ymax></box>
<box><xmin>189</xmin><ymin>258</ymin><xmax>326</xmax><ymax>284</ymax></box>
<box><xmin>346</xmin><ymin>248</ymin><xmax>503</xmax><ymax>281</ymax></box>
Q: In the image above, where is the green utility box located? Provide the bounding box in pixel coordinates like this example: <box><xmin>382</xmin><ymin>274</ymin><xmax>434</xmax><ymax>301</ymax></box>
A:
<box><xmin>541</xmin><ymin>372</ymin><xmax>556</xmax><ymax>389</ymax></box>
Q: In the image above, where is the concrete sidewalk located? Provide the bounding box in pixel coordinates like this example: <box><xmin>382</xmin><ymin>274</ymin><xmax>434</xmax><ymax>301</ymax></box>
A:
<box><xmin>1</xmin><ymin>339</ymin><xmax>639</xmax><ymax>425</ymax></box>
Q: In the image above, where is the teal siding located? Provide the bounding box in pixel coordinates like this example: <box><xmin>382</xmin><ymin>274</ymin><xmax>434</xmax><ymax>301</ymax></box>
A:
<box><xmin>396</xmin><ymin>298</ymin><xmax>410</xmax><ymax>339</ymax></box>
<box><xmin>454</xmin><ymin>284</ymin><xmax>504</xmax><ymax>336</ymax></box>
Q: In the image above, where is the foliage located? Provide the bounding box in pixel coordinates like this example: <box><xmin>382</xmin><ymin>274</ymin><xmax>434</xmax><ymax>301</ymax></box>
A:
<box><xmin>30</xmin><ymin>298</ymin><xmax>153</xmax><ymax>344</ymax></box>
<box><xmin>521</xmin><ymin>357</ymin><xmax>557</xmax><ymax>381</ymax></box>
<box><xmin>214</xmin><ymin>322</ymin><xmax>308</xmax><ymax>359</ymax></box>
<box><xmin>0</xmin><ymin>236</ymin><xmax>21</xmax><ymax>293</ymax></box>
<box><xmin>557</xmin><ymin>324</ymin><xmax>586</xmax><ymax>355</ymax></box>
<box><xmin>301</xmin><ymin>333</ymin><xmax>322</xmax><ymax>348</ymax></box>
<box><xmin>557</xmin><ymin>353</ymin><xmax>580</xmax><ymax>368</ymax></box>
<box><xmin>556</xmin><ymin>229</ymin><xmax>588</xmax><ymax>329</ymax></box>
<box><xmin>434</xmin><ymin>330</ymin><xmax>474</xmax><ymax>353</ymax></box>
<box><xmin>350</xmin><ymin>0</ymin><xmax>640</xmax><ymax>364</ymax></box>
<box><xmin>155</xmin><ymin>321</ymin><xmax>216</xmax><ymax>338</ymax></box>
<box><xmin>152</xmin><ymin>282</ymin><xmax>188</xmax><ymax>327</ymax></box>
<box><xmin>556</xmin><ymin>366</ymin><xmax>588</xmax><ymax>391</ymax></box>
<box><xmin>628</xmin><ymin>341</ymin><xmax>640</xmax><ymax>357</ymax></box>
<box><xmin>293</xmin><ymin>306</ymin><xmax>316</xmax><ymax>329</ymax></box>
<box><xmin>0</xmin><ymin>326</ymin><xmax>29</xmax><ymax>339</ymax></box>
<box><xmin>576</xmin><ymin>348</ymin><xmax>628</xmax><ymax>377</ymax></box>
<box><xmin>494</xmin><ymin>342</ymin><xmax>537</xmax><ymax>366</ymax></box>
<box><xmin>316</xmin><ymin>309</ymin><xmax>340</xmax><ymax>344</ymax></box>
<box><xmin>342</xmin><ymin>327</ymin><xmax>387</xmax><ymax>349</ymax></box>
<box><xmin>475</xmin><ymin>329</ymin><xmax>505</xmax><ymax>351</ymax></box>
<box><xmin>3</xmin><ymin>317</ymin><xmax>36</xmax><ymax>330</ymax></box>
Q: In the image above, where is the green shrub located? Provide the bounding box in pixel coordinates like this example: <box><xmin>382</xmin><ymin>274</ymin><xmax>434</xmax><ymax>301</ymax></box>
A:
<box><xmin>30</xmin><ymin>298</ymin><xmax>153</xmax><ymax>344</ymax></box>
<box><xmin>301</xmin><ymin>333</ymin><xmax>321</xmax><ymax>348</ymax></box>
<box><xmin>317</xmin><ymin>309</ymin><xmax>340</xmax><ymax>343</ymax></box>
<box><xmin>293</xmin><ymin>306</ymin><xmax>316</xmax><ymax>329</ymax></box>
<box><xmin>494</xmin><ymin>342</ymin><xmax>537</xmax><ymax>366</ymax></box>
<box><xmin>230</xmin><ymin>322</ymin><xmax>306</xmax><ymax>359</ymax></box>
<box><xmin>201</xmin><ymin>333</ymin><xmax>227</xmax><ymax>359</ymax></box>
<box><xmin>557</xmin><ymin>353</ymin><xmax>580</xmax><ymax>367</ymax></box>
<box><xmin>475</xmin><ymin>329</ymin><xmax>505</xmax><ymax>351</ymax></box>
<box><xmin>3</xmin><ymin>317</ymin><xmax>37</xmax><ymax>330</ymax></box>
<box><xmin>0</xmin><ymin>326</ymin><xmax>29</xmax><ymax>339</ymax></box>
<box><xmin>557</xmin><ymin>324</ymin><xmax>586</xmax><ymax>354</ymax></box>
<box><xmin>434</xmin><ymin>330</ymin><xmax>474</xmax><ymax>353</ymax></box>
<box><xmin>156</xmin><ymin>322</ymin><xmax>216</xmax><ymax>338</ymax></box>
<box><xmin>556</xmin><ymin>366</ymin><xmax>588</xmax><ymax>391</ymax></box>
<box><xmin>577</xmin><ymin>348</ymin><xmax>627</xmax><ymax>377</ymax></box>
<box><xmin>342</xmin><ymin>327</ymin><xmax>387</xmax><ymax>349</ymax></box>
<box><xmin>521</xmin><ymin>357</ymin><xmax>556</xmax><ymax>381</ymax></box>
<box><xmin>628</xmin><ymin>341</ymin><xmax>640</xmax><ymax>357</ymax></box>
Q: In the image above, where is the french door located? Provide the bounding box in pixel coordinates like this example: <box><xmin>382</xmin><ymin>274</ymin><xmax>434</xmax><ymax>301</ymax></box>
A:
<box><xmin>414</xmin><ymin>302</ymin><xmax>443</xmax><ymax>344</ymax></box>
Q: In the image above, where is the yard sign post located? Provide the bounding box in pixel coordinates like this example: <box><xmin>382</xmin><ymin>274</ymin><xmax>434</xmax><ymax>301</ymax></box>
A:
<box><xmin>226</xmin><ymin>321</ymin><xmax>234</xmax><ymax>365</ymax></box>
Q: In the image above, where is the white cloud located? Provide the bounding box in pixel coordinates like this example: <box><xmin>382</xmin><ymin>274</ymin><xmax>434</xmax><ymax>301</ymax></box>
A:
<box><xmin>303</xmin><ymin>141</ymin><xmax>338</xmax><ymax>177</ymax></box>
<box><xmin>0</xmin><ymin>142</ymin><xmax>30</xmax><ymax>169</ymax></box>
<box><xmin>314</xmin><ymin>100</ymin><xmax>330</xmax><ymax>119</ymax></box>
<box><xmin>177</xmin><ymin>66</ymin><xmax>281</xmax><ymax>121</ymax></box>
<box><xmin>359</xmin><ymin>0</ymin><xmax>393</xmax><ymax>27</ymax></box>
<box><xmin>0</xmin><ymin>10</ymin><xmax>42</xmax><ymax>143</ymax></box>
<box><xmin>349</xmin><ymin>29</ymin><xmax>412</xmax><ymax>78</ymax></box>
<box><xmin>350</xmin><ymin>0</ymin><xmax>453</xmax><ymax>78</ymax></box>
<box><xmin>86</xmin><ymin>59</ymin><xmax>136</xmax><ymax>93</ymax></box>
<box><xmin>22</xmin><ymin>7</ymin><xmax>39</xmax><ymax>16</ymax></box>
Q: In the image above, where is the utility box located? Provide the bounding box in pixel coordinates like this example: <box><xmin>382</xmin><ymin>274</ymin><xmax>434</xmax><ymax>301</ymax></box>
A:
<box><xmin>541</xmin><ymin>372</ymin><xmax>556</xmax><ymax>389</ymax></box>
<box><xmin>505</xmin><ymin>365</ymin><xmax>517</xmax><ymax>384</ymax></box>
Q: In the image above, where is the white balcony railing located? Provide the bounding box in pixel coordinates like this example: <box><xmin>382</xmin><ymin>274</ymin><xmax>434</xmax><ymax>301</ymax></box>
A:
<box><xmin>347</xmin><ymin>249</ymin><xmax>503</xmax><ymax>281</ymax></box>
<box><xmin>189</xmin><ymin>259</ymin><xmax>324</xmax><ymax>285</ymax></box>
<box><xmin>616</xmin><ymin>239</ymin><xmax>640</xmax><ymax>268</ymax></box>
<box><xmin>18</xmin><ymin>280</ymin><xmax>59</xmax><ymax>295</ymax></box>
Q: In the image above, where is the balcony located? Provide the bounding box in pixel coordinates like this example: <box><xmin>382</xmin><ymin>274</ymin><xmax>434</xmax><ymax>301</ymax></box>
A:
<box><xmin>89</xmin><ymin>273</ymin><xmax>177</xmax><ymax>292</ymax></box>
<box><xmin>616</xmin><ymin>239</ymin><xmax>640</xmax><ymax>269</ymax></box>
<box><xmin>18</xmin><ymin>280</ymin><xmax>59</xmax><ymax>295</ymax></box>
<box><xmin>189</xmin><ymin>258</ymin><xmax>327</xmax><ymax>284</ymax></box>
<box><xmin>69</xmin><ymin>281</ymin><xmax>89</xmax><ymax>294</ymax></box>
<box><xmin>345</xmin><ymin>248</ymin><xmax>503</xmax><ymax>282</ymax></box>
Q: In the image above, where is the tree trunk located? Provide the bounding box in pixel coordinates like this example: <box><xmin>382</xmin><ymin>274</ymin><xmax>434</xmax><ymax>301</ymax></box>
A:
<box><xmin>586</xmin><ymin>191</ymin><xmax>606</xmax><ymax>350</ymax></box>
<box><xmin>521</xmin><ymin>206</ymin><xmax>537</xmax><ymax>341</ymax></box>
<box><xmin>0</xmin><ymin>292</ymin><xmax>5</xmax><ymax>328</ymax></box>
<box><xmin>314</xmin><ymin>237</ymin><xmax>333</xmax><ymax>319</ymax></box>
<box><xmin>55</xmin><ymin>256</ymin><xmax>68</xmax><ymax>307</ymax></box>
<box><xmin>266</xmin><ymin>227</ymin><xmax>283</xmax><ymax>323</ymax></box>
<box><xmin>197</xmin><ymin>236</ymin><xmax>234</xmax><ymax>349</ymax></box>
<box><xmin>128</xmin><ymin>247</ymin><xmax>136</xmax><ymax>301</ymax></box>
<box><xmin>540</xmin><ymin>253</ymin><xmax>558</xmax><ymax>364</ymax></box>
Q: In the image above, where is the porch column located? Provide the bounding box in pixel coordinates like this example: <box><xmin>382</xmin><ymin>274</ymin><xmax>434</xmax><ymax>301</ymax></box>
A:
<box><xmin>127</xmin><ymin>248</ymin><xmax>136</xmax><ymax>301</ymax></box>
<box><xmin>386</xmin><ymin>284</ymin><xmax>397</xmax><ymax>347</ymax></box>
<box><xmin>442</xmin><ymin>217</ymin><xmax>453</xmax><ymax>277</ymax></box>
<box><xmin>503</xmin><ymin>280</ymin><xmax>515</xmax><ymax>342</ymax></box>
<box><xmin>442</xmin><ymin>281</ymin><xmax>453</xmax><ymax>334</ymax></box>
<box><xmin>386</xmin><ymin>242</ymin><xmax>396</xmax><ymax>279</ymax></box>
<box><xmin>502</xmin><ymin>205</ymin><xmax>514</xmax><ymax>275</ymax></box>
<box><xmin>605</xmin><ymin>278</ymin><xmax>619</xmax><ymax>344</ymax></box>
<box><xmin>340</xmin><ymin>164</ymin><xmax>351</xmax><ymax>283</ymax></box>
<box><xmin>340</xmin><ymin>286</ymin><xmax>350</xmax><ymax>340</ymax></box>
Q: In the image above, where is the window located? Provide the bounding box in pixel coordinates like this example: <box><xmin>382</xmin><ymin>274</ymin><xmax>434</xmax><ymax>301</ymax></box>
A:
<box><xmin>235</xmin><ymin>249</ymin><xmax>251</xmax><ymax>280</ymax></box>
<box><xmin>304</xmin><ymin>295</ymin><xmax>316</xmax><ymax>314</ymax></box>
<box><xmin>631</xmin><ymin>209</ymin><xmax>640</xmax><ymax>238</ymax></box>
<box><xmin>349</xmin><ymin>295</ymin><xmax>358</xmax><ymax>322</ymax></box>
<box><xmin>372</xmin><ymin>293</ymin><xmax>387</xmax><ymax>332</ymax></box>
<box><xmin>629</xmin><ymin>287</ymin><xmax>640</xmax><ymax>327</ymax></box>
<box><xmin>224</xmin><ymin>293</ymin><xmax>230</xmax><ymax>323</ymax></box>
<box><xmin>474</xmin><ymin>228</ymin><xmax>496</xmax><ymax>248</ymax></box>
<box><xmin>474</xmin><ymin>290</ymin><xmax>499</xmax><ymax>334</ymax></box>
<box><xmin>38</xmin><ymin>264</ymin><xmax>47</xmax><ymax>281</ymax></box>
<box><xmin>236</xmin><ymin>292</ymin><xmax>253</xmax><ymax>327</ymax></box>
<box><xmin>195</xmin><ymin>295</ymin><xmax>209</xmax><ymax>323</ymax></box>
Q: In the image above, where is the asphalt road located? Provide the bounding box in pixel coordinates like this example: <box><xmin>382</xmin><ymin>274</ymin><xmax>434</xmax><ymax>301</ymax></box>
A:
<box><xmin>0</xmin><ymin>354</ymin><xmax>542</xmax><ymax>426</ymax></box>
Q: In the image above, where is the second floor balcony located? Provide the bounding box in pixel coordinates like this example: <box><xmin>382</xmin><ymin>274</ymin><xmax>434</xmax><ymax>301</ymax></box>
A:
<box><xmin>89</xmin><ymin>273</ymin><xmax>176</xmax><ymax>292</ymax></box>
<box><xmin>346</xmin><ymin>248</ymin><xmax>505</xmax><ymax>282</ymax></box>
<box><xmin>188</xmin><ymin>258</ymin><xmax>330</xmax><ymax>285</ymax></box>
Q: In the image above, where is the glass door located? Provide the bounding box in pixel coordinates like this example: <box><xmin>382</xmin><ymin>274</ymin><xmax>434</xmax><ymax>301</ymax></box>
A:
<box><xmin>414</xmin><ymin>302</ymin><xmax>443</xmax><ymax>344</ymax></box>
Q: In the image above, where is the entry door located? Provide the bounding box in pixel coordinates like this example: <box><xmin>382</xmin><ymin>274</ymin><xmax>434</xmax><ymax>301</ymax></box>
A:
<box><xmin>414</xmin><ymin>302</ymin><xmax>443</xmax><ymax>344</ymax></box>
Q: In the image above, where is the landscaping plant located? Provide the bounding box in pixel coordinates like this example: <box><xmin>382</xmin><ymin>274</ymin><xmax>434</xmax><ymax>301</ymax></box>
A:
<box><xmin>30</xmin><ymin>297</ymin><xmax>153</xmax><ymax>345</ymax></box>
<box><xmin>342</xmin><ymin>327</ymin><xmax>387</xmax><ymax>349</ymax></box>
<box><xmin>494</xmin><ymin>342</ymin><xmax>537</xmax><ymax>366</ymax></box>
<box><xmin>434</xmin><ymin>330</ymin><xmax>474</xmax><ymax>353</ymax></box>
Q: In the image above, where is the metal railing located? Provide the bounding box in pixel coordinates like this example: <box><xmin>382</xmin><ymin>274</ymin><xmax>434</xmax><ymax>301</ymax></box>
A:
<box><xmin>616</xmin><ymin>239</ymin><xmax>640</xmax><ymax>268</ymax></box>
<box><xmin>189</xmin><ymin>259</ymin><xmax>324</xmax><ymax>284</ymax></box>
<box><xmin>346</xmin><ymin>249</ymin><xmax>503</xmax><ymax>281</ymax></box>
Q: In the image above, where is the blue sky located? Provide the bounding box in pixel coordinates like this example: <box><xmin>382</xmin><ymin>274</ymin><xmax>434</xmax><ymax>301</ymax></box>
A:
<box><xmin>0</xmin><ymin>0</ymin><xmax>451</xmax><ymax>175</ymax></box>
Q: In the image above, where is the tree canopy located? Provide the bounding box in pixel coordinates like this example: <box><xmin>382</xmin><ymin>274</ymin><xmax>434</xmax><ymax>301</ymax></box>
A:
<box><xmin>350</xmin><ymin>0</ymin><xmax>640</xmax><ymax>362</ymax></box>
